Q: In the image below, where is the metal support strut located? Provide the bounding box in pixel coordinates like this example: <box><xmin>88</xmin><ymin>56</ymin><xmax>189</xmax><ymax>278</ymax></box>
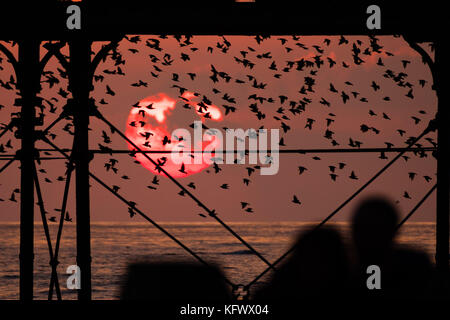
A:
<box><xmin>17</xmin><ymin>39</ymin><xmax>40</xmax><ymax>301</ymax></box>
<box><xmin>434</xmin><ymin>40</ymin><xmax>450</xmax><ymax>272</ymax></box>
<box><xmin>69</xmin><ymin>38</ymin><xmax>93</xmax><ymax>300</ymax></box>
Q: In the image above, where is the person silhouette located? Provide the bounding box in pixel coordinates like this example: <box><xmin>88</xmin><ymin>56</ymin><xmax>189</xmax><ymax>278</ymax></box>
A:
<box><xmin>351</xmin><ymin>196</ymin><xmax>433</xmax><ymax>299</ymax></box>
<box><xmin>255</xmin><ymin>227</ymin><xmax>350</xmax><ymax>300</ymax></box>
<box><xmin>352</xmin><ymin>196</ymin><xmax>398</xmax><ymax>267</ymax></box>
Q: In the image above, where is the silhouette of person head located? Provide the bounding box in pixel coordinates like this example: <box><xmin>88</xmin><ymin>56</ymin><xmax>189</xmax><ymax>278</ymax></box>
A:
<box><xmin>256</xmin><ymin>227</ymin><xmax>349</xmax><ymax>300</ymax></box>
<box><xmin>352</xmin><ymin>196</ymin><xmax>399</xmax><ymax>265</ymax></box>
<box><xmin>351</xmin><ymin>196</ymin><xmax>433</xmax><ymax>298</ymax></box>
<box><xmin>121</xmin><ymin>261</ymin><xmax>232</xmax><ymax>301</ymax></box>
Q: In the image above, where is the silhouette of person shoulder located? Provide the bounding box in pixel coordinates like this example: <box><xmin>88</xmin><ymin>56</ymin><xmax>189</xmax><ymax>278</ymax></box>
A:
<box><xmin>255</xmin><ymin>227</ymin><xmax>350</xmax><ymax>301</ymax></box>
<box><xmin>351</xmin><ymin>196</ymin><xmax>432</xmax><ymax>299</ymax></box>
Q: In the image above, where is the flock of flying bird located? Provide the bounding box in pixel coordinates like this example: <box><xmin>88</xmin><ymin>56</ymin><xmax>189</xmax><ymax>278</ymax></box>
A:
<box><xmin>0</xmin><ymin>34</ymin><xmax>437</xmax><ymax>221</ymax></box>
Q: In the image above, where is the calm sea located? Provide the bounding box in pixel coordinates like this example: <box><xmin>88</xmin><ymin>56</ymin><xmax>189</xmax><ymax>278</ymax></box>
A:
<box><xmin>0</xmin><ymin>221</ymin><xmax>436</xmax><ymax>300</ymax></box>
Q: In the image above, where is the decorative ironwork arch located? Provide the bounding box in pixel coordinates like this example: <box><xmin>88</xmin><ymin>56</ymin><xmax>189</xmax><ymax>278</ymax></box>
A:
<box><xmin>0</xmin><ymin>1</ymin><xmax>447</xmax><ymax>301</ymax></box>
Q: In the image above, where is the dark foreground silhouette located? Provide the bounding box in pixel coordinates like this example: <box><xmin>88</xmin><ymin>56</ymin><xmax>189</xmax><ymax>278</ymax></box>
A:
<box><xmin>121</xmin><ymin>197</ymin><xmax>448</xmax><ymax>301</ymax></box>
<box><xmin>121</xmin><ymin>262</ymin><xmax>231</xmax><ymax>301</ymax></box>
<box><xmin>350</xmin><ymin>197</ymin><xmax>433</xmax><ymax>299</ymax></box>
<box><xmin>255</xmin><ymin>227</ymin><xmax>350</xmax><ymax>300</ymax></box>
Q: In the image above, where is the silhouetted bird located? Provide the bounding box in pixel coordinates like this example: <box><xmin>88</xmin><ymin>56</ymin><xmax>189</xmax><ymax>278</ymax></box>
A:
<box><xmin>292</xmin><ymin>195</ymin><xmax>301</xmax><ymax>205</ymax></box>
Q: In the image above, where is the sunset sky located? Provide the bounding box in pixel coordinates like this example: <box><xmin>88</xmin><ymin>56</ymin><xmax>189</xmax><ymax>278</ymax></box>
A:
<box><xmin>0</xmin><ymin>35</ymin><xmax>437</xmax><ymax>222</ymax></box>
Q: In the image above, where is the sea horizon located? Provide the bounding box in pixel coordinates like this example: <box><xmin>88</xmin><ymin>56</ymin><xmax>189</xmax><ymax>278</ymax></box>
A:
<box><xmin>0</xmin><ymin>221</ymin><xmax>437</xmax><ymax>300</ymax></box>
<box><xmin>0</xmin><ymin>220</ymin><xmax>438</xmax><ymax>224</ymax></box>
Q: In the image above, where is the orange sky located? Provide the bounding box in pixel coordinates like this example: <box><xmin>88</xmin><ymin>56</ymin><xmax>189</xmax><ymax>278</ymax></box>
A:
<box><xmin>0</xmin><ymin>35</ymin><xmax>437</xmax><ymax>222</ymax></box>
